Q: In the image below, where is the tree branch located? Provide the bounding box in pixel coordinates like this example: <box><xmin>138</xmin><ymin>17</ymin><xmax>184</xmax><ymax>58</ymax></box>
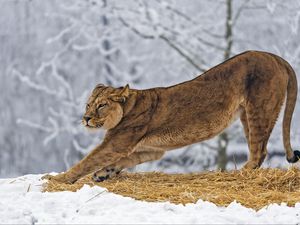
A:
<box><xmin>118</xmin><ymin>17</ymin><xmax>206</xmax><ymax>72</ymax></box>
<box><xmin>200</xmin><ymin>142</ymin><xmax>219</xmax><ymax>151</ymax></box>
<box><xmin>232</xmin><ymin>0</ymin><xmax>251</xmax><ymax>26</ymax></box>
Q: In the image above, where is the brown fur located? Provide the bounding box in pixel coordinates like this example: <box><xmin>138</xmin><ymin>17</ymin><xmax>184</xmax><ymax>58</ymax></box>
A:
<box><xmin>43</xmin><ymin>51</ymin><xmax>299</xmax><ymax>183</ymax></box>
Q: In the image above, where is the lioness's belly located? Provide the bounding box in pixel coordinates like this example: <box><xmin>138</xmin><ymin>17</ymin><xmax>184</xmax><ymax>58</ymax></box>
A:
<box><xmin>137</xmin><ymin>107</ymin><xmax>241</xmax><ymax>151</ymax></box>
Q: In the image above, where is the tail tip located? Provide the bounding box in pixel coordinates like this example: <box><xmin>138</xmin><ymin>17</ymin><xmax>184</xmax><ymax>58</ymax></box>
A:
<box><xmin>287</xmin><ymin>150</ymin><xmax>300</xmax><ymax>163</ymax></box>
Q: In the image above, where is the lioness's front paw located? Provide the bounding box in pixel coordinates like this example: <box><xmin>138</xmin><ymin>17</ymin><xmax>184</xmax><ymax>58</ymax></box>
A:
<box><xmin>42</xmin><ymin>173</ymin><xmax>74</xmax><ymax>184</ymax></box>
<box><xmin>41</xmin><ymin>174</ymin><xmax>55</xmax><ymax>180</ymax></box>
<box><xmin>93</xmin><ymin>167</ymin><xmax>121</xmax><ymax>182</ymax></box>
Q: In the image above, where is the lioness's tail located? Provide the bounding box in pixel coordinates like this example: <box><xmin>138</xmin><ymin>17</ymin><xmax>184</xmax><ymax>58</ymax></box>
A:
<box><xmin>282</xmin><ymin>61</ymin><xmax>300</xmax><ymax>163</ymax></box>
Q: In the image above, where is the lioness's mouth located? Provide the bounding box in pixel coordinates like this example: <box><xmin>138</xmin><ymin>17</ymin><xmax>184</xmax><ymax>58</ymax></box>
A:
<box><xmin>82</xmin><ymin>119</ymin><xmax>104</xmax><ymax>129</ymax></box>
<box><xmin>85</xmin><ymin>123</ymin><xmax>104</xmax><ymax>129</ymax></box>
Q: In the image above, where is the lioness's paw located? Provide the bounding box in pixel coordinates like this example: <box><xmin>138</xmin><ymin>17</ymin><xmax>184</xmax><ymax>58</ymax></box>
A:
<box><xmin>41</xmin><ymin>174</ymin><xmax>54</xmax><ymax>180</ymax></box>
<box><xmin>42</xmin><ymin>173</ymin><xmax>74</xmax><ymax>184</ymax></box>
<box><xmin>93</xmin><ymin>167</ymin><xmax>121</xmax><ymax>182</ymax></box>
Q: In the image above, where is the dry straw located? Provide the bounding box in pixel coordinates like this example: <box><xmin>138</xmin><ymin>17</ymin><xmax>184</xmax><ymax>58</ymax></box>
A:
<box><xmin>43</xmin><ymin>167</ymin><xmax>300</xmax><ymax>210</ymax></box>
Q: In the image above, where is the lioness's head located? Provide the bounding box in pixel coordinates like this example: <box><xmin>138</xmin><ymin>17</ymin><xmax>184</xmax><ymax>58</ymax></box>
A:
<box><xmin>82</xmin><ymin>84</ymin><xmax>130</xmax><ymax>130</ymax></box>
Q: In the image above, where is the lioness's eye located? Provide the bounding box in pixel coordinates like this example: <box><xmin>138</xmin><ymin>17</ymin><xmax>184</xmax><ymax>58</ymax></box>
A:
<box><xmin>98</xmin><ymin>103</ymin><xmax>107</xmax><ymax>109</ymax></box>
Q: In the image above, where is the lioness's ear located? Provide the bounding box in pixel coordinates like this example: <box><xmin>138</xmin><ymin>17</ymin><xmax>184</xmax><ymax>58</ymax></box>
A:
<box><xmin>120</xmin><ymin>84</ymin><xmax>130</xmax><ymax>98</ymax></box>
<box><xmin>109</xmin><ymin>84</ymin><xmax>130</xmax><ymax>103</ymax></box>
<box><xmin>95</xmin><ymin>83</ymin><xmax>105</xmax><ymax>89</ymax></box>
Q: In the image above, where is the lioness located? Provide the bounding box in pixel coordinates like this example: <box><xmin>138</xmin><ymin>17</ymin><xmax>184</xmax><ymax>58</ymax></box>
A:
<box><xmin>45</xmin><ymin>51</ymin><xmax>300</xmax><ymax>184</ymax></box>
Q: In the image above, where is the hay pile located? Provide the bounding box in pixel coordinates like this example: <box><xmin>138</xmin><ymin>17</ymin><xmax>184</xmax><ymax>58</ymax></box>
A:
<box><xmin>43</xmin><ymin>167</ymin><xmax>300</xmax><ymax>210</ymax></box>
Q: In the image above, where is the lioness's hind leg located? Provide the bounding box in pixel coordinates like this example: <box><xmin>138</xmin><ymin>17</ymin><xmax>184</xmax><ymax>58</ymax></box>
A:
<box><xmin>243</xmin><ymin>94</ymin><xmax>284</xmax><ymax>169</ymax></box>
<box><xmin>93</xmin><ymin>151</ymin><xmax>164</xmax><ymax>182</ymax></box>
<box><xmin>240</xmin><ymin>108</ymin><xmax>249</xmax><ymax>146</ymax></box>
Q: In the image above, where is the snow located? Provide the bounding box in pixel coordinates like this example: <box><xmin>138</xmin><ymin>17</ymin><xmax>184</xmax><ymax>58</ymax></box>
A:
<box><xmin>0</xmin><ymin>174</ymin><xmax>300</xmax><ymax>224</ymax></box>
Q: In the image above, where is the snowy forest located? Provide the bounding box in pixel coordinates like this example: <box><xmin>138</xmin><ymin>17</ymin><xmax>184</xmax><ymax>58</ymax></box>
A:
<box><xmin>1</xmin><ymin>0</ymin><xmax>300</xmax><ymax>178</ymax></box>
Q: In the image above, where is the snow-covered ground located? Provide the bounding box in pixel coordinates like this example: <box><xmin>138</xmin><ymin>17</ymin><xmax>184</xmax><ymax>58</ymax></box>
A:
<box><xmin>0</xmin><ymin>174</ymin><xmax>300</xmax><ymax>224</ymax></box>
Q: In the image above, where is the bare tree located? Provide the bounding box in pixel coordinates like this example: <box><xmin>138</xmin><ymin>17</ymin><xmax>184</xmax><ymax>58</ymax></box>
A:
<box><xmin>4</xmin><ymin>0</ymin><xmax>300</xmax><ymax>176</ymax></box>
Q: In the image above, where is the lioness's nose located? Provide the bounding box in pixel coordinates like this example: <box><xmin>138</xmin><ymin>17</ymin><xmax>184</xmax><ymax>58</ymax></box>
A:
<box><xmin>84</xmin><ymin>116</ymin><xmax>91</xmax><ymax>123</ymax></box>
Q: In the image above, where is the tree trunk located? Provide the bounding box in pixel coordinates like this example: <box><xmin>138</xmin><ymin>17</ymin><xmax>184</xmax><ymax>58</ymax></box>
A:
<box><xmin>102</xmin><ymin>0</ymin><xmax>113</xmax><ymax>85</ymax></box>
<box><xmin>216</xmin><ymin>0</ymin><xmax>232</xmax><ymax>171</ymax></box>
<box><xmin>217</xmin><ymin>132</ymin><xmax>229</xmax><ymax>171</ymax></box>
<box><xmin>224</xmin><ymin>0</ymin><xmax>233</xmax><ymax>60</ymax></box>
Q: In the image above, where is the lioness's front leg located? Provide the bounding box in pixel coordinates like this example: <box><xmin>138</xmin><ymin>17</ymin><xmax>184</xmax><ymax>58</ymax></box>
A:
<box><xmin>93</xmin><ymin>151</ymin><xmax>164</xmax><ymax>182</ymax></box>
<box><xmin>43</xmin><ymin>146</ymin><xmax>125</xmax><ymax>183</ymax></box>
<box><xmin>44</xmin><ymin>124</ymin><xmax>149</xmax><ymax>183</ymax></box>
<box><xmin>44</xmin><ymin>135</ymin><xmax>140</xmax><ymax>183</ymax></box>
